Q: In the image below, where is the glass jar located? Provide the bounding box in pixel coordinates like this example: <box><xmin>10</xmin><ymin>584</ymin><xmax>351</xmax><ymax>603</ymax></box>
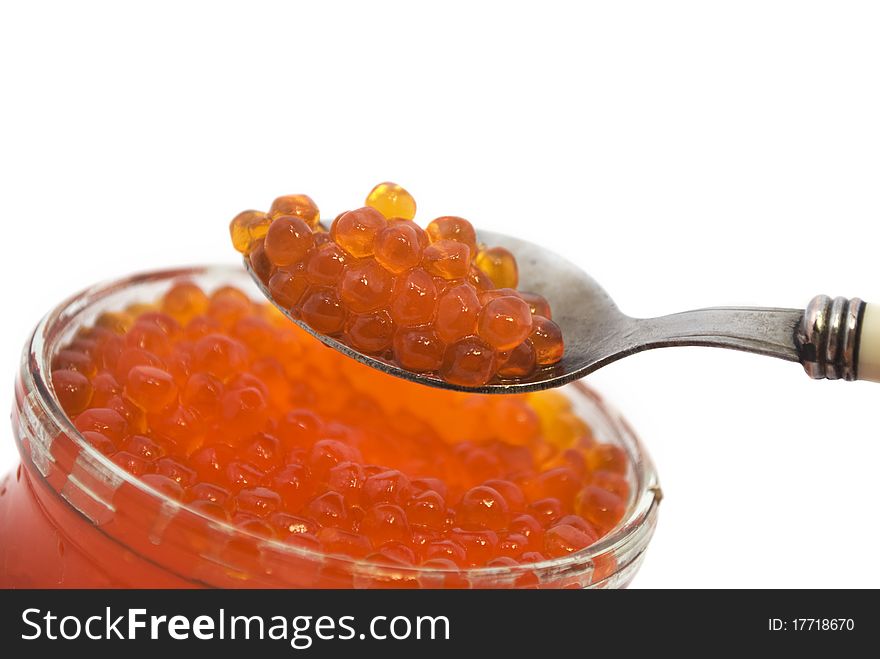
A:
<box><xmin>0</xmin><ymin>266</ymin><xmax>662</xmax><ymax>588</ymax></box>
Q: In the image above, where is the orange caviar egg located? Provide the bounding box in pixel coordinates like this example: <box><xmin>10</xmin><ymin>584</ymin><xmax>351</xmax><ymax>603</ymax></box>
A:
<box><xmin>389</xmin><ymin>218</ymin><xmax>429</xmax><ymax>247</ymax></box>
<box><xmin>528</xmin><ymin>389</ymin><xmax>570</xmax><ymax>417</ymax></box>
<box><xmin>530</xmin><ymin>315</ymin><xmax>564</xmax><ymax>365</ymax></box>
<box><xmin>475</xmin><ymin>246</ymin><xmax>519</xmax><ymax>289</ymax></box>
<box><xmin>338</xmin><ymin>259</ymin><xmax>395</xmax><ymax>313</ymax></box>
<box><xmin>268</xmin><ymin>194</ymin><xmax>321</xmax><ymax>229</ymax></box>
<box><xmin>365</xmin><ymin>182</ymin><xmax>417</xmax><ymax>221</ymax></box>
<box><xmin>458</xmin><ymin>486</ymin><xmax>509</xmax><ymax>530</ymax></box>
<box><xmin>264</xmin><ymin>216</ymin><xmax>314</xmax><ymax>267</ymax></box>
<box><xmin>390</xmin><ymin>269</ymin><xmax>437</xmax><ymax>327</ymax></box>
<box><xmin>345</xmin><ymin>310</ymin><xmax>394</xmax><ymax>355</ymax></box>
<box><xmin>248</xmin><ymin>243</ymin><xmax>274</xmax><ymax>284</ymax></box>
<box><xmin>440</xmin><ymin>337</ymin><xmax>497</xmax><ymax>387</ymax></box>
<box><xmin>478</xmin><ymin>287</ymin><xmax>521</xmax><ymax>305</ymax></box>
<box><xmin>53</xmin><ymin>369</ymin><xmax>94</xmax><ymax>416</ymax></box>
<box><xmin>478</xmin><ymin>295</ymin><xmax>533</xmax><ymax>351</ymax></box>
<box><xmin>393</xmin><ymin>328</ymin><xmax>445</xmax><ymax>372</ymax></box>
<box><xmin>543</xmin><ymin>411</ymin><xmax>590</xmax><ymax>449</ymax></box>
<box><xmin>590</xmin><ymin>471</ymin><xmax>630</xmax><ymax>501</ymax></box>
<box><xmin>498</xmin><ymin>340</ymin><xmax>537</xmax><ymax>378</ymax></box>
<box><xmin>544</xmin><ymin>523</ymin><xmax>598</xmax><ymax>558</ymax></box>
<box><xmin>360</xmin><ymin>503</ymin><xmax>411</xmax><ymax>545</ymax></box>
<box><xmin>125</xmin><ymin>365</ymin><xmax>178</xmax><ymax>413</ymax></box>
<box><xmin>520</xmin><ymin>292</ymin><xmax>552</xmax><ymax>319</ymax></box>
<box><xmin>374</xmin><ymin>223</ymin><xmax>423</xmax><ymax>273</ymax></box>
<box><xmin>425</xmin><ymin>216</ymin><xmax>478</xmax><ymax>257</ymax></box>
<box><xmin>208</xmin><ymin>286</ymin><xmax>253</xmax><ymax>327</ymax></box>
<box><xmin>95</xmin><ymin>311</ymin><xmax>133</xmax><ymax>334</ymax></box>
<box><xmin>74</xmin><ymin>407</ymin><xmax>127</xmax><ymax>442</ymax></box>
<box><xmin>161</xmin><ymin>282</ymin><xmax>210</xmax><ymax>324</ymax></box>
<box><xmin>435</xmin><ymin>283</ymin><xmax>481</xmax><ymax>343</ymax></box>
<box><xmin>229</xmin><ymin>210</ymin><xmax>270</xmax><ymax>254</ymax></box>
<box><xmin>53</xmin><ymin>348</ymin><xmax>97</xmax><ymax>377</ymax></box>
<box><xmin>574</xmin><ymin>486</ymin><xmax>626</xmax><ymax>536</ymax></box>
<box><xmin>331</xmin><ymin>207</ymin><xmax>387</xmax><ymax>258</ymax></box>
<box><xmin>468</xmin><ymin>266</ymin><xmax>493</xmax><ymax>291</ymax></box>
<box><xmin>300</xmin><ymin>287</ymin><xmax>347</xmax><ymax>335</ymax></box>
<box><xmin>237</xmin><ymin>183</ymin><xmax>564</xmax><ymax>387</ymax></box>
<box><xmin>406</xmin><ymin>490</ymin><xmax>446</xmax><ymax>528</ymax></box>
<box><xmin>305</xmin><ymin>243</ymin><xmax>348</xmax><ymax>286</ymax></box>
<box><xmin>268</xmin><ymin>266</ymin><xmax>309</xmax><ymax>309</ymax></box>
<box><xmin>422</xmin><ymin>240</ymin><xmax>471</xmax><ymax>279</ymax></box>
<box><xmin>586</xmin><ymin>444</ymin><xmax>629</xmax><ymax>476</ymax></box>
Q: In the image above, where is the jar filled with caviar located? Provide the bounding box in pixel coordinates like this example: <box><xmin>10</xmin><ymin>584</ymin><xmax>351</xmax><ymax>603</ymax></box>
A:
<box><xmin>0</xmin><ymin>266</ymin><xmax>661</xmax><ymax>588</ymax></box>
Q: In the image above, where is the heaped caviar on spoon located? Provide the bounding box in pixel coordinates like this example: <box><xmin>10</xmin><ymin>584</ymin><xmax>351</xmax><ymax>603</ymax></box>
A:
<box><xmin>230</xmin><ymin>182</ymin><xmax>565</xmax><ymax>388</ymax></box>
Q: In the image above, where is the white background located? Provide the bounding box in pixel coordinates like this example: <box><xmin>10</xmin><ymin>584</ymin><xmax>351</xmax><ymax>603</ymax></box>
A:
<box><xmin>1</xmin><ymin>1</ymin><xmax>879</xmax><ymax>588</ymax></box>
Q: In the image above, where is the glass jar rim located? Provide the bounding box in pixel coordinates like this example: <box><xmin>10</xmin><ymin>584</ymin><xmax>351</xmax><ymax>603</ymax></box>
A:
<box><xmin>22</xmin><ymin>264</ymin><xmax>662</xmax><ymax>583</ymax></box>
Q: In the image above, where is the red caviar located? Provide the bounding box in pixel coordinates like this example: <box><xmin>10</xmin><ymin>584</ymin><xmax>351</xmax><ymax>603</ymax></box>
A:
<box><xmin>233</xmin><ymin>182</ymin><xmax>565</xmax><ymax>387</ymax></box>
<box><xmin>45</xmin><ymin>282</ymin><xmax>627</xmax><ymax>570</ymax></box>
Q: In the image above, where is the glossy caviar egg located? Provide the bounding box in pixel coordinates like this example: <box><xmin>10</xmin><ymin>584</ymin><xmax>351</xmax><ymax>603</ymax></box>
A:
<box><xmin>544</xmin><ymin>523</ymin><xmax>598</xmax><ymax>558</ymax></box>
<box><xmin>392</xmin><ymin>328</ymin><xmax>445</xmax><ymax>372</ymax></box>
<box><xmin>520</xmin><ymin>292</ymin><xmax>552</xmax><ymax>319</ymax></box>
<box><xmin>425</xmin><ymin>216</ymin><xmax>478</xmax><ymax>257</ymax></box>
<box><xmin>530</xmin><ymin>315</ymin><xmax>564</xmax><ymax>365</ymax></box>
<box><xmin>389</xmin><ymin>217</ymin><xmax>429</xmax><ymax>247</ymax></box>
<box><xmin>468</xmin><ymin>266</ymin><xmax>493</xmax><ymax>291</ymax></box>
<box><xmin>53</xmin><ymin>369</ymin><xmax>94</xmax><ymax>416</ymax></box>
<box><xmin>360</xmin><ymin>503</ymin><xmax>411</xmax><ymax>545</ymax></box>
<box><xmin>458</xmin><ymin>485</ymin><xmax>509</xmax><ymax>530</ymax></box>
<box><xmin>305</xmin><ymin>243</ymin><xmax>348</xmax><ymax>286</ymax></box>
<box><xmin>390</xmin><ymin>269</ymin><xmax>438</xmax><ymax>327</ymax></box>
<box><xmin>440</xmin><ymin>337</ymin><xmax>497</xmax><ymax>387</ymax></box>
<box><xmin>365</xmin><ymin>182</ymin><xmax>417</xmax><ymax>221</ymax></box>
<box><xmin>574</xmin><ymin>486</ymin><xmax>626</xmax><ymax>536</ymax></box>
<box><xmin>300</xmin><ymin>287</ymin><xmax>347</xmax><ymax>335</ymax></box>
<box><xmin>337</xmin><ymin>258</ymin><xmax>395</xmax><ymax>313</ymax></box>
<box><xmin>475</xmin><ymin>246</ymin><xmax>519</xmax><ymax>289</ymax></box>
<box><xmin>229</xmin><ymin>210</ymin><xmax>271</xmax><ymax>254</ymax></box>
<box><xmin>405</xmin><ymin>490</ymin><xmax>447</xmax><ymax>529</ymax></box>
<box><xmin>124</xmin><ymin>365</ymin><xmax>178</xmax><ymax>413</ymax></box>
<box><xmin>435</xmin><ymin>283</ymin><xmax>481</xmax><ymax>344</ymax></box>
<box><xmin>344</xmin><ymin>310</ymin><xmax>394</xmax><ymax>355</ymax></box>
<box><xmin>268</xmin><ymin>194</ymin><xmax>320</xmax><ymax>229</ymax></box>
<box><xmin>248</xmin><ymin>243</ymin><xmax>274</xmax><ymax>284</ymax></box>
<box><xmin>268</xmin><ymin>266</ymin><xmax>309</xmax><ymax>309</ymax></box>
<box><xmin>586</xmin><ymin>444</ymin><xmax>629</xmax><ymax>475</ymax></box>
<box><xmin>374</xmin><ymin>222</ymin><xmax>423</xmax><ymax>273</ymax></box>
<box><xmin>590</xmin><ymin>470</ymin><xmax>630</xmax><ymax>501</ymax></box>
<box><xmin>264</xmin><ymin>216</ymin><xmax>314</xmax><ymax>267</ymax></box>
<box><xmin>497</xmin><ymin>340</ymin><xmax>537</xmax><ymax>378</ymax></box>
<box><xmin>162</xmin><ymin>282</ymin><xmax>210</xmax><ymax>324</ymax></box>
<box><xmin>331</xmin><ymin>207</ymin><xmax>387</xmax><ymax>258</ymax></box>
<box><xmin>422</xmin><ymin>240</ymin><xmax>471</xmax><ymax>280</ymax></box>
<box><xmin>53</xmin><ymin>348</ymin><xmax>97</xmax><ymax>378</ymax></box>
<box><xmin>477</xmin><ymin>295</ymin><xmax>533</xmax><ymax>351</ymax></box>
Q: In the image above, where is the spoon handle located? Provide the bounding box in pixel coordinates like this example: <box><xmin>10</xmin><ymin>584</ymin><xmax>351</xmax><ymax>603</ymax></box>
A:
<box><xmin>638</xmin><ymin>296</ymin><xmax>878</xmax><ymax>383</ymax></box>
<box><xmin>635</xmin><ymin>306</ymin><xmax>803</xmax><ymax>363</ymax></box>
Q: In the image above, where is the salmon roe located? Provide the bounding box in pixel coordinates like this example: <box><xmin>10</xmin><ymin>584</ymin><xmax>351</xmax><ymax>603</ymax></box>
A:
<box><xmin>232</xmin><ymin>182</ymin><xmax>565</xmax><ymax>387</ymax></box>
<box><xmin>50</xmin><ymin>282</ymin><xmax>628</xmax><ymax>570</ymax></box>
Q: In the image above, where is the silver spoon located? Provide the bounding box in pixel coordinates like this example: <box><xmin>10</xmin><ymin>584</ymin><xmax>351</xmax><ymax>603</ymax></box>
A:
<box><xmin>246</xmin><ymin>229</ymin><xmax>880</xmax><ymax>393</ymax></box>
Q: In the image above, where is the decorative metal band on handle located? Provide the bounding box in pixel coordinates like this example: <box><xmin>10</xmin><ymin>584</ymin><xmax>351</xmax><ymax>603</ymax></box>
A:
<box><xmin>796</xmin><ymin>295</ymin><xmax>865</xmax><ymax>381</ymax></box>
